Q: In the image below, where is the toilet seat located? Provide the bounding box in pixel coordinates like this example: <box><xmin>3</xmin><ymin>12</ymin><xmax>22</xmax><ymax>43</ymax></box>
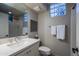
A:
<box><xmin>39</xmin><ymin>46</ymin><xmax>51</xmax><ymax>52</ymax></box>
<box><xmin>39</xmin><ymin>46</ymin><xmax>51</xmax><ymax>55</ymax></box>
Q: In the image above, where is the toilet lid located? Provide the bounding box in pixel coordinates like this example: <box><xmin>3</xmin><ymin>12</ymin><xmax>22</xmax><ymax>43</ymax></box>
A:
<box><xmin>39</xmin><ymin>46</ymin><xmax>51</xmax><ymax>52</ymax></box>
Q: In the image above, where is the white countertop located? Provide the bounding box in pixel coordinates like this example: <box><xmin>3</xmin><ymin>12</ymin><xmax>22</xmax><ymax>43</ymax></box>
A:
<box><xmin>0</xmin><ymin>38</ymin><xmax>40</xmax><ymax>56</ymax></box>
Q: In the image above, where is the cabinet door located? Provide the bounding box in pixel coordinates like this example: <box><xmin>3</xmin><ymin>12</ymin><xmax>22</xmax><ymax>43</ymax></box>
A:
<box><xmin>16</xmin><ymin>51</ymin><xmax>26</xmax><ymax>56</ymax></box>
<box><xmin>22</xmin><ymin>42</ymin><xmax>39</xmax><ymax>56</ymax></box>
<box><xmin>16</xmin><ymin>42</ymin><xmax>39</xmax><ymax>56</ymax></box>
<box><xmin>16</xmin><ymin>48</ymin><xmax>31</xmax><ymax>56</ymax></box>
<box><xmin>27</xmin><ymin>42</ymin><xmax>39</xmax><ymax>56</ymax></box>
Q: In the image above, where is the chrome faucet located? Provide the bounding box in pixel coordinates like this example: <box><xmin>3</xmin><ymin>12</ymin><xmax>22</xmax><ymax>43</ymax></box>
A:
<box><xmin>15</xmin><ymin>36</ymin><xmax>21</xmax><ymax>42</ymax></box>
<box><xmin>15</xmin><ymin>37</ymin><xmax>19</xmax><ymax>42</ymax></box>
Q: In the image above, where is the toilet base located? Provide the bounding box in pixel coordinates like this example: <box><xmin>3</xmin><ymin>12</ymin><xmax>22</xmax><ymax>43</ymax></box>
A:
<box><xmin>39</xmin><ymin>51</ymin><xmax>52</xmax><ymax>56</ymax></box>
<box><xmin>39</xmin><ymin>53</ymin><xmax>52</xmax><ymax>56</ymax></box>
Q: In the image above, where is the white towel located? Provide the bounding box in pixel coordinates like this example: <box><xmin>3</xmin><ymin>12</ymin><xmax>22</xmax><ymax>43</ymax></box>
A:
<box><xmin>57</xmin><ymin>25</ymin><xmax>65</xmax><ymax>40</ymax></box>
<box><xmin>51</xmin><ymin>26</ymin><xmax>56</xmax><ymax>35</ymax></box>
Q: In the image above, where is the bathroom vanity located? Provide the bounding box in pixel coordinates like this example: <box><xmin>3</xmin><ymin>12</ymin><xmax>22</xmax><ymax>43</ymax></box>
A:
<box><xmin>0</xmin><ymin>37</ymin><xmax>40</xmax><ymax>56</ymax></box>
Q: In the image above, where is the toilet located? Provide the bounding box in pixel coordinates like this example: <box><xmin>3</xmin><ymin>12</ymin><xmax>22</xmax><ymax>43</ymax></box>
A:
<box><xmin>39</xmin><ymin>46</ymin><xmax>51</xmax><ymax>56</ymax></box>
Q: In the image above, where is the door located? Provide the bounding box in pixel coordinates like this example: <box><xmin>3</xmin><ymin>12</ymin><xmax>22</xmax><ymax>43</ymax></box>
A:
<box><xmin>76</xmin><ymin>3</ymin><xmax>79</xmax><ymax>52</ymax></box>
<box><xmin>70</xmin><ymin>4</ymin><xmax>76</xmax><ymax>55</ymax></box>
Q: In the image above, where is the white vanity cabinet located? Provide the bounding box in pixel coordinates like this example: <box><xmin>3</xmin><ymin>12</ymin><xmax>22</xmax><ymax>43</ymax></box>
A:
<box><xmin>0</xmin><ymin>38</ymin><xmax>40</xmax><ymax>56</ymax></box>
<box><xmin>14</xmin><ymin>42</ymin><xmax>39</xmax><ymax>56</ymax></box>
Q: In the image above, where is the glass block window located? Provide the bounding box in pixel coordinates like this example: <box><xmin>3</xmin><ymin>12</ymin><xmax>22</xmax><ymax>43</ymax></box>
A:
<box><xmin>24</xmin><ymin>14</ymin><xmax>28</xmax><ymax>22</ymax></box>
<box><xmin>50</xmin><ymin>3</ymin><xmax>66</xmax><ymax>17</ymax></box>
<box><xmin>23</xmin><ymin>13</ymin><xmax>28</xmax><ymax>27</ymax></box>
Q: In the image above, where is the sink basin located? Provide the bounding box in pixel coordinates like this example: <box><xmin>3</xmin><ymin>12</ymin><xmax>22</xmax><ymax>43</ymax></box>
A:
<box><xmin>7</xmin><ymin>40</ymin><xmax>29</xmax><ymax>48</ymax></box>
<box><xmin>7</xmin><ymin>38</ymin><xmax>39</xmax><ymax>49</ymax></box>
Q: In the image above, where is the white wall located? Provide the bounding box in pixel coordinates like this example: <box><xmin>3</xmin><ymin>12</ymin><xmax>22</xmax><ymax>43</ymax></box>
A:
<box><xmin>0</xmin><ymin>12</ymin><xmax>8</xmax><ymax>37</ymax></box>
<box><xmin>38</xmin><ymin>4</ymin><xmax>71</xmax><ymax>56</ymax></box>
<box><xmin>28</xmin><ymin>8</ymin><xmax>38</xmax><ymax>38</ymax></box>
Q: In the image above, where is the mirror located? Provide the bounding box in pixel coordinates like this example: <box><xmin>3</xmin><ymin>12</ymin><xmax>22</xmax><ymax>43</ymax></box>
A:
<box><xmin>0</xmin><ymin>3</ymin><xmax>38</xmax><ymax>38</ymax></box>
<box><xmin>22</xmin><ymin>13</ymin><xmax>28</xmax><ymax>35</ymax></box>
<box><xmin>9</xmin><ymin>15</ymin><xmax>23</xmax><ymax>37</ymax></box>
<box><xmin>0</xmin><ymin>3</ymin><xmax>29</xmax><ymax>38</ymax></box>
<box><xmin>8</xmin><ymin>12</ymin><xmax>29</xmax><ymax>37</ymax></box>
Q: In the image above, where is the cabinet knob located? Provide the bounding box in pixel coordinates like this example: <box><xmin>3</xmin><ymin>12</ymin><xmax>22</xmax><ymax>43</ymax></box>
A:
<box><xmin>26</xmin><ymin>51</ymin><xmax>29</xmax><ymax>54</ymax></box>
<box><xmin>26</xmin><ymin>50</ymin><xmax>31</xmax><ymax>54</ymax></box>
<box><xmin>29</xmin><ymin>50</ymin><xmax>31</xmax><ymax>52</ymax></box>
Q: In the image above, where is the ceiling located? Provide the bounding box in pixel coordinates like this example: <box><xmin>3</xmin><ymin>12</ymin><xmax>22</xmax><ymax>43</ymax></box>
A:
<box><xmin>1</xmin><ymin>3</ymin><xmax>74</xmax><ymax>16</ymax></box>
<box><xmin>25</xmin><ymin>3</ymin><xmax>48</xmax><ymax>13</ymax></box>
<box><xmin>4</xmin><ymin>3</ymin><xmax>48</xmax><ymax>13</ymax></box>
<box><xmin>0</xmin><ymin>3</ymin><xmax>23</xmax><ymax>16</ymax></box>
